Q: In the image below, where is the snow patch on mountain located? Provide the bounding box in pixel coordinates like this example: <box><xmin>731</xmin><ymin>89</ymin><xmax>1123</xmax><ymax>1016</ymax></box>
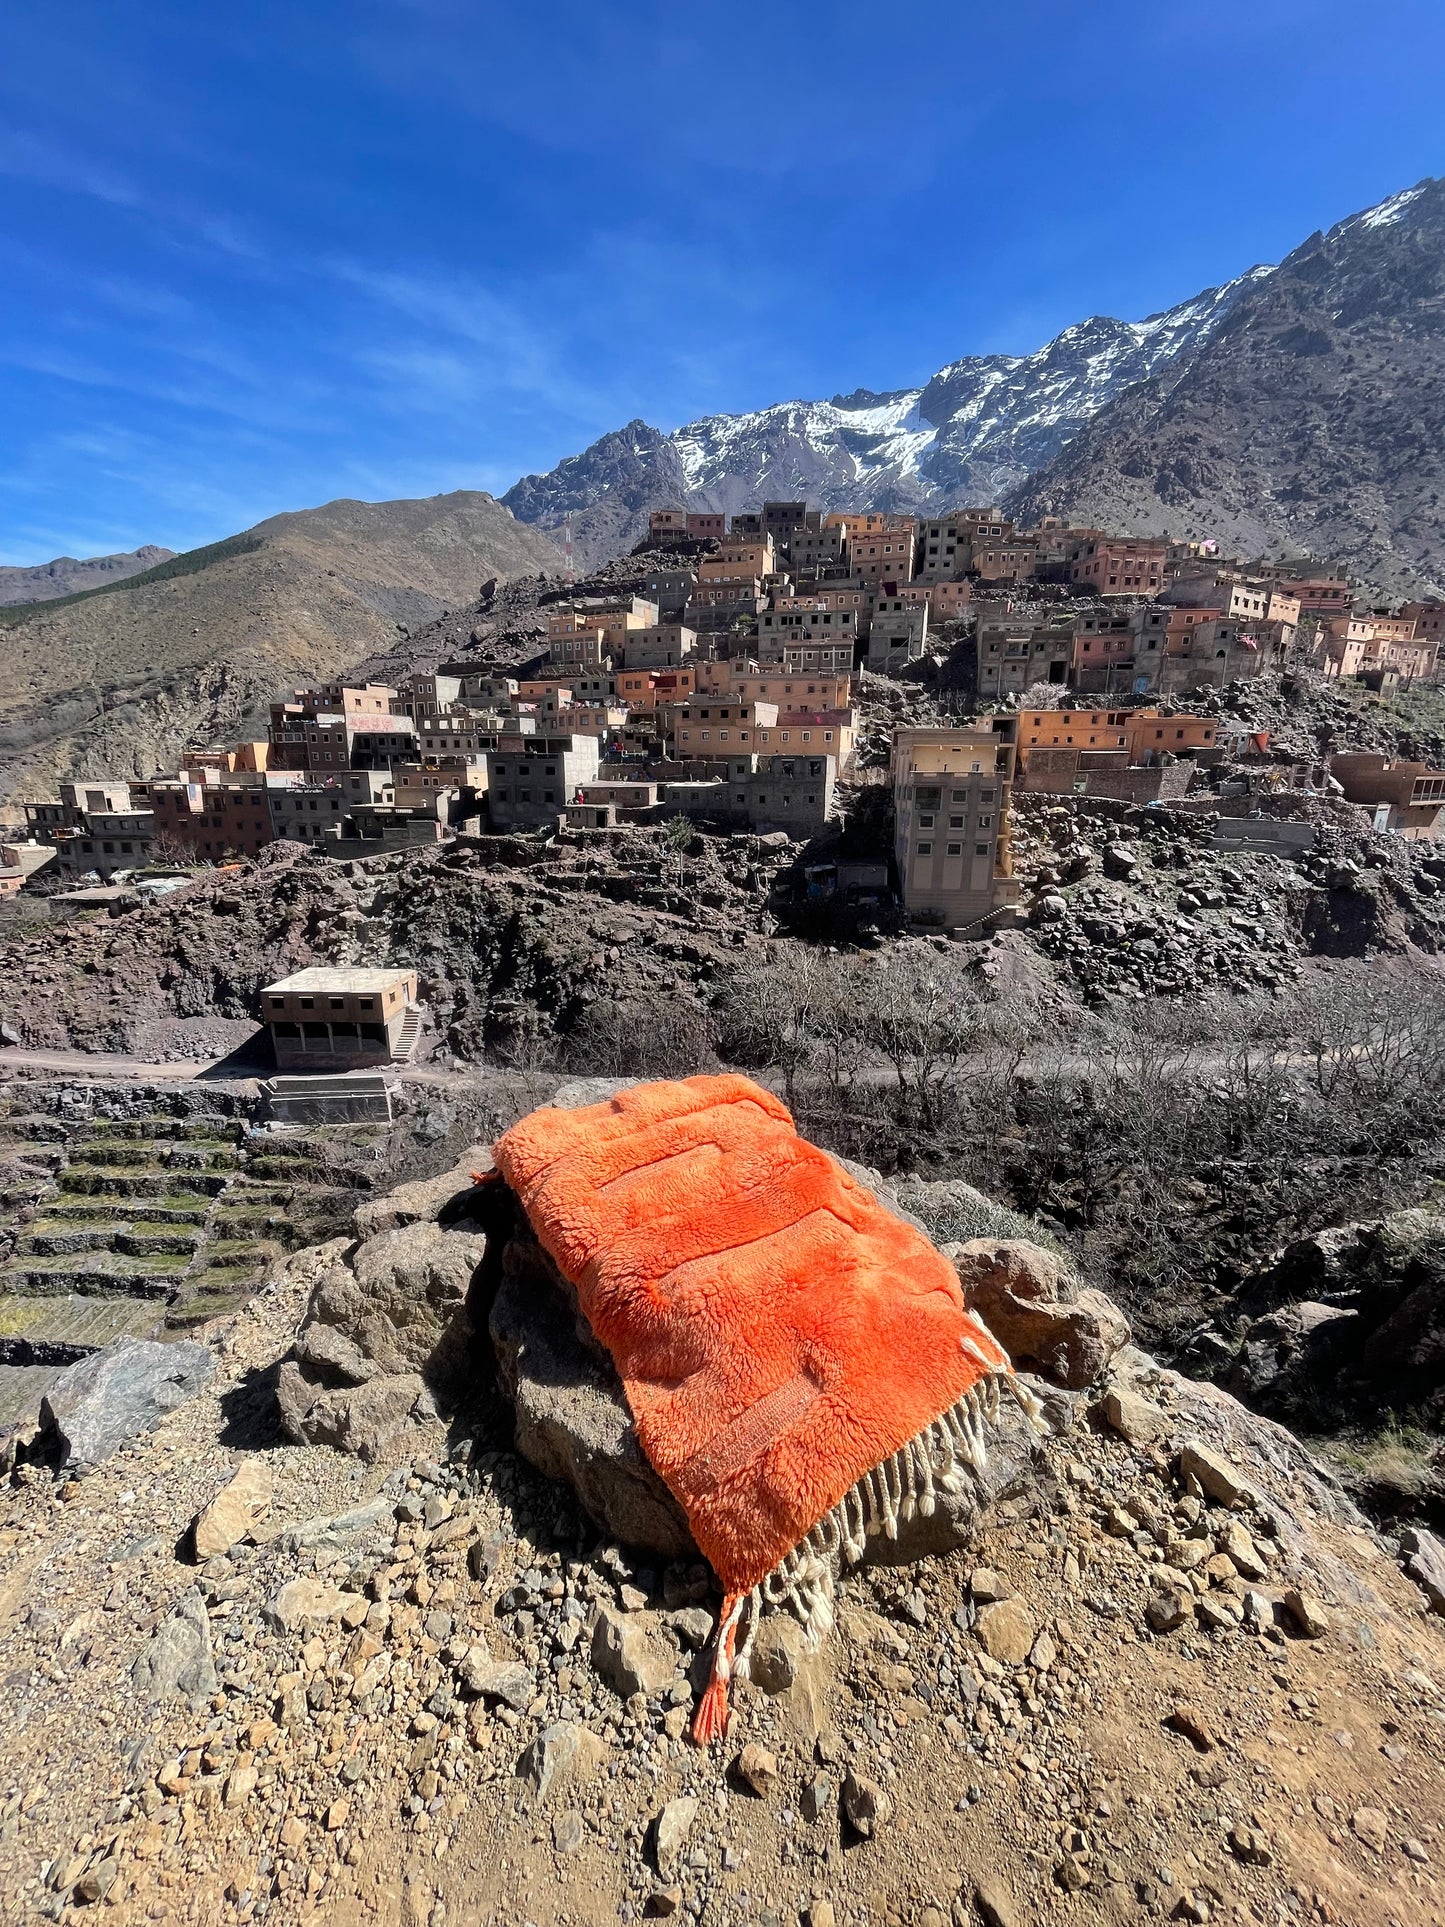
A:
<box><xmin>1353</xmin><ymin>184</ymin><xmax>1429</xmax><ymax>232</ymax></box>
<box><xmin>663</xmin><ymin>266</ymin><xmax>1276</xmax><ymax>512</ymax></box>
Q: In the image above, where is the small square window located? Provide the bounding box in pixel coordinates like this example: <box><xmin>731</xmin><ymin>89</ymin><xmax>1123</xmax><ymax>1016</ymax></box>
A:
<box><xmin>917</xmin><ymin>841</ymin><xmax>932</xmax><ymax>855</ymax></box>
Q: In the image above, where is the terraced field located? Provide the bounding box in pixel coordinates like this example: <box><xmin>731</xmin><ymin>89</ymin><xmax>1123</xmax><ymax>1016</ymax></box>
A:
<box><xmin>0</xmin><ymin>1094</ymin><xmax>362</xmax><ymax>1427</ymax></box>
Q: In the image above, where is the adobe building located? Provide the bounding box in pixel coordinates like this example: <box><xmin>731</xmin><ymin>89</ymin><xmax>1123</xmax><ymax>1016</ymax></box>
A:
<box><xmin>54</xmin><ymin>806</ymin><xmax>156</xmax><ymax>882</ymax></box>
<box><xmin>892</xmin><ymin>726</ymin><xmax>1019</xmax><ymax>932</ymax></box>
<box><xmin>867</xmin><ymin>599</ymin><xmax>929</xmax><ymax>671</ymax></box>
<box><xmin>1330</xmin><ymin>754</ymin><xmax>1445</xmax><ymax>838</ymax></box>
<box><xmin>1070</xmin><ymin>537</ymin><xmax>1168</xmax><ymax>596</ymax></box>
<box><xmin>262</xmin><ymin>967</ymin><xmax>420</xmax><ymax>1071</ymax></box>
<box><xmin>482</xmin><ymin>732</ymin><xmax>602</xmax><ymax>831</ymax></box>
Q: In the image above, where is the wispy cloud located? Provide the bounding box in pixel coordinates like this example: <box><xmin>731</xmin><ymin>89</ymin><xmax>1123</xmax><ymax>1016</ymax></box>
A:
<box><xmin>0</xmin><ymin>130</ymin><xmax>146</xmax><ymax>210</ymax></box>
<box><xmin>323</xmin><ymin>256</ymin><xmax>636</xmax><ymax>423</ymax></box>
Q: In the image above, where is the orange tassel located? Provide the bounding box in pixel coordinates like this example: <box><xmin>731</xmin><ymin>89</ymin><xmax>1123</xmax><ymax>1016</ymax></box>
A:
<box><xmin>692</xmin><ymin>1674</ymin><xmax>730</xmax><ymax>1746</ymax></box>
<box><xmin>470</xmin><ymin>1166</ymin><xmax>501</xmax><ymax>1185</ymax></box>
<box><xmin>691</xmin><ymin>1592</ymin><xmax>743</xmax><ymax>1745</ymax></box>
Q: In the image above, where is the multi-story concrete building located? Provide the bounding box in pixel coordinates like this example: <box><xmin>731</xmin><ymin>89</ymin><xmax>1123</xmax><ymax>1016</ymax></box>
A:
<box><xmin>844</xmin><ymin>522</ymin><xmax>917</xmax><ymax>587</ymax></box>
<box><xmin>1159</xmin><ymin>618</ymin><xmax>1276</xmax><ymax>692</ymax></box>
<box><xmin>348</xmin><ymin>718</ymin><xmax>417</xmax><ymax>770</ymax></box>
<box><xmin>261</xmin><ymin>966</ymin><xmax>419</xmax><ymax>1071</ymax></box>
<box><xmin>892</xmin><ymin>726</ymin><xmax>1018</xmax><ymax>932</ymax></box>
<box><xmin>733</xmin><ymin>753</ymin><xmax>836</xmax><ymax>837</ymax></box>
<box><xmin>54</xmin><ymin>807</ymin><xmax>157</xmax><ymax>881</ymax></box>
<box><xmin>395</xmin><ymin>673</ymin><xmax>464</xmax><ymax>723</ymax></box>
<box><xmin>971</xmin><ymin>536</ymin><xmax>1039</xmax><ymax>584</ymax></box>
<box><xmin>415</xmin><ymin>713</ymin><xmax>522</xmax><ymax>756</ymax></box>
<box><xmin>698</xmin><ymin>537</ymin><xmax>776</xmax><ymax>581</ymax></box>
<box><xmin>482</xmin><ymin>733</ymin><xmax>602</xmax><ymax>831</ymax></box>
<box><xmin>1070</xmin><ymin>537</ymin><xmax>1168</xmax><ymax>596</ymax></box>
<box><xmin>914</xmin><ymin>511</ymin><xmax>1013</xmax><ymax>581</ymax></box>
<box><xmin>648</xmin><ymin>509</ymin><xmax>689</xmax><ymax>544</ymax></box>
<box><xmin>615</xmin><ymin>667</ymin><xmax>698</xmax><ymax>711</ymax></box>
<box><xmin>786</xmin><ymin>523</ymin><xmax>849</xmax><ymax>578</ymax></box>
<box><xmin>692</xmin><ymin>661</ymin><xmax>852</xmax><ymax>709</ymax></box>
<box><xmin>779</xmin><ymin>637</ymin><xmax>855</xmax><ymax>675</ymax></box>
<box><xmin>975</xmin><ymin>610</ymin><xmax>1071</xmax><ymax>699</ymax></box>
<box><xmin>685</xmin><ymin>577</ymin><xmax>765</xmax><ymax>626</ymax></box>
<box><xmin>150</xmin><ymin>775</ymin><xmax>275</xmax><ymax>859</ymax></box>
<box><xmin>619</xmin><ymin>623</ymin><xmax>697</xmax><ymax>669</ymax></box>
<box><xmin>672</xmin><ymin>699</ymin><xmax>780</xmax><ymax>759</ymax></box>
<box><xmin>24</xmin><ymin>780</ymin><xmax>134</xmax><ymax>842</ymax></box>
<box><xmin>756</xmin><ymin>603</ymin><xmax>859</xmax><ymax>658</ymax></box>
<box><xmin>761</xmin><ymin>503</ymin><xmax>808</xmax><ymax>547</ymax></box>
<box><xmin>867</xmin><ymin>598</ymin><xmax>929</xmax><ymax>671</ymax></box>
<box><xmin>267</xmin><ymin>781</ymin><xmax>349</xmax><ymax>847</ymax></box>
<box><xmin>753</xmin><ymin>710</ymin><xmax>854</xmax><ymax>766</ymax></box>
<box><xmin>1330</xmin><ymin>754</ymin><xmax>1445</xmax><ymax>837</ymax></box>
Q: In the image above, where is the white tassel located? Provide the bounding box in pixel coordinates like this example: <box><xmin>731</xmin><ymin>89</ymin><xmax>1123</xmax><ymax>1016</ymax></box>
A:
<box><xmin>738</xmin><ymin>1369</ymin><xmax>1024</xmax><ymax>1671</ymax></box>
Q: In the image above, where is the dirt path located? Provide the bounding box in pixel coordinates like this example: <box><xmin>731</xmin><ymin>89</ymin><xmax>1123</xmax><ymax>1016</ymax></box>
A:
<box><xmin>0</xmin><ymin>1044</ymin><xmax>234</xmax><ymax>1082</ymax></box>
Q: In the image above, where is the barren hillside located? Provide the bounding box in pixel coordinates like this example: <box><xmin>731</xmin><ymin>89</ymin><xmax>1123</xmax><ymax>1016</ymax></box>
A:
<box><xmin>0</xmin><ymin>494</ymin><xmax>563</xmax><ymax>801</ymax></box>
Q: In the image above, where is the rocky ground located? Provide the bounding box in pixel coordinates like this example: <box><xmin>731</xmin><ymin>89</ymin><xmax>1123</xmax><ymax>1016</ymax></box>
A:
<box><xmin>2</xmin><ymin>1128</ymin><xmax>1445</xmax><ymax>1926</ymax></box>
<box><xmin>0</xmin><ymin>824</ymin><xmax>798</xmax><ymax>1065</ymax></box>
<box><xmin>1008</xmin><ymin>793</ymin><xmax>1445</xmax><ymax>1002</ymax></box>
<box><xmin>7</xmin><ymin>771</ymin><xmax>1445</xmax><ymax>1069</ymax></box>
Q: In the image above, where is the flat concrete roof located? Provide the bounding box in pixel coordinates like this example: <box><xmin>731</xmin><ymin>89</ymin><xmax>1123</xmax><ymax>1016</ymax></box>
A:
<box><xmin>263</xmin><ymin>967</ymin><xmax>412</xmax><ymax>994</ymax></box>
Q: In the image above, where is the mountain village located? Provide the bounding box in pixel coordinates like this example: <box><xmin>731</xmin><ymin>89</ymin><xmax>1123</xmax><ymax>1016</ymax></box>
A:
<box><xmin>4</xmin><ymin>501</ymin><xmax>1444</xmax><ymax>999</ymax></box>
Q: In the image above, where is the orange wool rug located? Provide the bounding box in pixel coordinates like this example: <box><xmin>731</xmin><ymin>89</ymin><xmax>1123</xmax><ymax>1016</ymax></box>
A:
<box><xmin>492</xmin><ymin>1074</ymin><xmax>1031</xmax><ymax>1742</ymax></box>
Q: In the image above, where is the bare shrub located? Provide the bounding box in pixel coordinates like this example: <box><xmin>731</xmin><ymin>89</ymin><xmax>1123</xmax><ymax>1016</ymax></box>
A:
<box><xmin>565</xmin><ymin>994</ymin><xmax>716</xmax><ymax>1080</ymax></box>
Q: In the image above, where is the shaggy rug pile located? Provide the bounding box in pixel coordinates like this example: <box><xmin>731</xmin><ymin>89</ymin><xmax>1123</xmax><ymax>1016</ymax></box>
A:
<box><xmin>492</xmin><ymin>1074</ymin><xmax>1028</xmax><ymax>1741</ymax></box>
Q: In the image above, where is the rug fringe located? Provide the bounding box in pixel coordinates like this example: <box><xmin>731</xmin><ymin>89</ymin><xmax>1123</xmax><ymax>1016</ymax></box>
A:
<box><xmin>693</xmin><ymin>1369</ymin><xmax>1040</xmax><ymax>1742</ymax></box>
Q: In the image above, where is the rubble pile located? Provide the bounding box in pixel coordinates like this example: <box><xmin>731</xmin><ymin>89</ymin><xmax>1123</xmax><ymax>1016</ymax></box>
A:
<box><xmin>1010</xmin><ymin>795</ymin><xmax>1445</xmax><ymax>1002</ymax></box>
<box><xmin>349</xmin><ymin>547</ymin><xmax>699</xmax><ymax>689</ymax></box>
<box><xmin>367</xmin><ymin>827</ymin><xmax>791</xmax><ymax>1062</ymax></box>
<box><xmin>0</xmin><ymin>844</ymin><xmax>359</xmax><ymax>1060</ymax></box>
<box><xmin>1</xmin><ymin>1147</ymin><xmax>1444</xmax><ymax>1925</ymax></box>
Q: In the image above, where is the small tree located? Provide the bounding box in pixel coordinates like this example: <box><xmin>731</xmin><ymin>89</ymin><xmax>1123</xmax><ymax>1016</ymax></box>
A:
<box><xmin>662</xmin><ymin>814</ymin><xmax>693</xmax><ymax>889</ymax></box>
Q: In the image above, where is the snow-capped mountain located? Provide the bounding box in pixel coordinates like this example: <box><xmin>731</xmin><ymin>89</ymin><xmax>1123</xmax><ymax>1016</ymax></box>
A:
<box><xmin>502</xmin><ymin>267</ymin><xmax>1273</xmax><ymax>567</ymax></box>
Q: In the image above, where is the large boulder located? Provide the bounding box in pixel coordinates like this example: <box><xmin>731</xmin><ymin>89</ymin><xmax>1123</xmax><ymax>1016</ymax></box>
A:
<box><xmin>1207</xmin><ymin>1207</ymin><xmax>1445</xmax><ymax>1426</ymax></box>
<box><xmin>490</xmin><ymin>1233</ymin><xmax>695</xmax><ymax>1559</ymax></box>
<box><xmin>946</xmin><ymin>1238</ymin><xmax>1130</xmax><ymax>1390</ymax></box>
<box><xmin>489</xmin><ymin>1226</ymin><xmax>1063</xmax><ymax>1564</ymax></box>
<box><xmin>278</xmin><ymin>1212</ymin><xmax>487</xmax><ymax>1460</ymax></box>
<box><xmin>351</xmin><ymin>1144</ymin><xmax>495</xmax><ymax>1238</ymax></box>
<box><xmin>38</xmin><ymin>1338</ymin><xmax>214</xmax><ymax>1473</ymax></box>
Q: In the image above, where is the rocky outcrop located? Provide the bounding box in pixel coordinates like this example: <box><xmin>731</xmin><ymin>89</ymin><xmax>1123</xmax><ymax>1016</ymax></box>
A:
<box><xmin>948</xmin><ymin>1238</ymin><xmax>1131</xmax><ymax>1390</ymax></box>
<box><xmin>276</xmin><ymin>1152</ymin><xmax>493</xmax><ymax>1459</ymax></box>
<box><xmin>36</xmin><ymin>1336</ymin><xmax>214</xmax><ymax>1472</ymax></box>
<box><xmin>1192</xmin><ymin>1206</ymin><xmax>1445</xmax><ymax>1427</ymax></box>
<box><xmin>489</xmin><ymin>1221</ymin><xmax>1071</xmax><ymax>1566</ymax></box>
<box><xmin>490</xmin><ymin>1233</ymin><xmax>697</xmax><ymax>1558</ymax></box>
<box><xmin>1011</xmin><ymin>177</ymin><xmax>1445</xmax><ymax>598</ymax></box>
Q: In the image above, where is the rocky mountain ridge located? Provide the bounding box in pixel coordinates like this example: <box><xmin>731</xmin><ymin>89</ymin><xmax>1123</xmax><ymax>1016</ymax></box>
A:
<box><xmin>502</xmin><ymin>272</ymin><xmax>1270</xmax><ymax>569</ymax></box>
<box><xmin>1009</xmin><ymin>180</ymin><xmax>1445</xmax><ymax>597</ymax></box>
<box><xmin>0</xmin><ymin>545</ymin><xmax>176</xmax><ymax>607</ymax></box>
<box><xmin>502</xmin><ymin>180</ymin><xmax>1445</xmax><ymax>592</ymax></box>
<box><xmin>0</xmin><ymin>493</ymin><xmax>563</xmax><ymax>802</ymax></box>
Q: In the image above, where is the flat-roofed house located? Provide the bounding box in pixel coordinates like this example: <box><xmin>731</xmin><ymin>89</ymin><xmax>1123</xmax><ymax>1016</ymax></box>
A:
<box><xmin>261</xmin><ymin>966</ymin><xmax>420</xmax><ymax>1071</ymax></box>
<box><xmin>892</xmin><ymin>725</ymin><xmax>1019</xmax><ymax>932</ymax></box>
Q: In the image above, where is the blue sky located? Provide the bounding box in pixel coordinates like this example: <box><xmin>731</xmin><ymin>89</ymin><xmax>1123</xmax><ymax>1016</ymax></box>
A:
<box><xmin>2</xmin><ymin>0</ymin><xmax>1443</xmax><ymax>565</ymax></box>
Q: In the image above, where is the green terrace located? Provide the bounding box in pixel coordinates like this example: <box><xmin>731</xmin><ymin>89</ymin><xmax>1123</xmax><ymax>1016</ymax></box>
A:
<box><xmin>0</xmin><ymin>1097</ymin><xmax>377</xmax><ymax>1417</ymax></box>
<box><xmin>17</xmin><ymin>1219</ymin><xmax>203</xmax><ymax>1258</ymax></box>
